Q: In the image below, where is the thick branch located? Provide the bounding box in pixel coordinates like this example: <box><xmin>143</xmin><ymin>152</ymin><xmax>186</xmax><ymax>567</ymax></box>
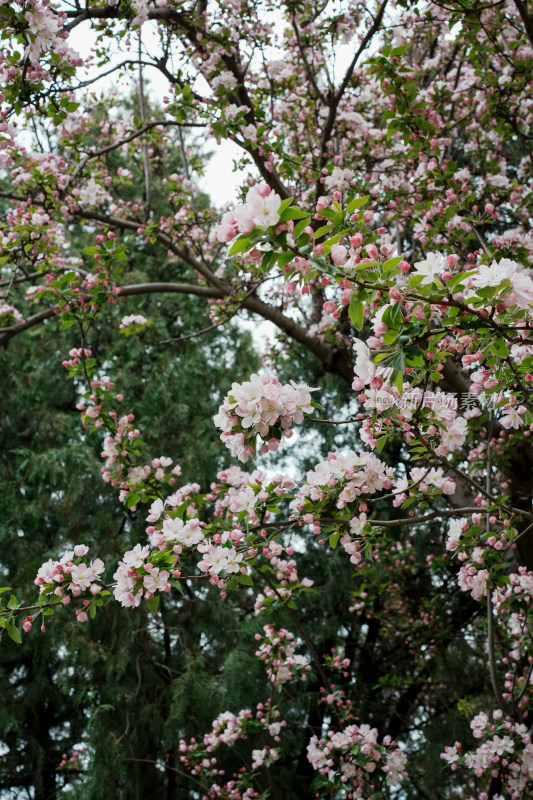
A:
<box><xmin>0</xmin><ymin>308</ymin><xmax>56</xmax><ymax>346</ymax></box>
<box><xmin>513</xmin><ymin>0</ymin><xmax>533</xmax><ymax>49</ymax></box>
<box><xmin>120</xmin><ymin>282</ymin><xmax>221</xmax><ymax>300</ymax></box>
<box><xmin>242</xmin><ymin>293</ymin><xmax>353</xmax><ymax>383</ymax></box>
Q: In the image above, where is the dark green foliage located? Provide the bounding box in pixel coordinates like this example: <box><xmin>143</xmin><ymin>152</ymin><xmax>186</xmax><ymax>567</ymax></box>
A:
<box><xmin>0</xmin><ymin>278</ymin><xmax>259</xmax><ymax>799</ymax></box>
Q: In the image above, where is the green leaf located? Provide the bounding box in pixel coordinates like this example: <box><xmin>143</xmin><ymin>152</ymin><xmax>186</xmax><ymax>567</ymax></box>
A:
<box><xmin>170</xmin><ymin>580</ymin><xmax>185</xmax><ymax>596</ymax></box>
<box><xmin>383</xmin><ymin>256</ymin><xmax>403</xmax><ymax>271</ymax></box>
<box><xmin>491</xmin><ymin>338</ymin><xmax>509</xmax><ymax>357</ymax></box>
<box><xmin>315</xmin><ymin>207</ymin><xmax>337</xmax><ymax>222</ymax></box>
<box><xmin>394</xmin><ymin>369</ymin><xmax>404</xmax><ymax>393</ymax></box>
<box><xmin>149</xmin><ymin>550</ymin><xmax>171</xmax><ymax>564</ymax></box>
<box><xmin>261</xmin><ymin>250</ymin><xmax>276</xmax><ymax>271</ymax></box>
<box><xmin>314</xmin><ymin>224</ymin><xmax>333</xmax><ymax>239</ymax></box>
<box><xmin>376</xmin><ymin>435</ymin><xmax>388</xmax><ymax>454</ymax></box>
<box><xmin>277</xmin><ymin>251</ymin><xmax>295</xmax><ymax>267</ymax></box>
<box><xmin>7</xmin><ymin>624</ymin><xmax>22</xmax><ymax>644</ymax></box>
<box><xmin>348</xmin><ymin>297</ymin><xmax>364</xmax><ymax>330</ymax></box>
<box><xmin>390</xmin><ymin>351</ymin><xmax>406</xmax><ymax>372</ymax></box>
<box><xmin>383</xmin><ymin>303</ymin><xmax>403</xmax><ymax>329</ymax></box>
<box><xmin>277</xmin><ymin>197</ymin><xmax>294</xmax><ymax>215</ymax></box>
<box><xmin>347</xmin><ymin>195</ymin><xmax>370</xmax><ymax>214</ymax></box>
<box><xmin>126</xmin><ymin>492</ymin><xmax>139</xmax><ymax>509</ymax></box>
<box><xmin>293</xmin><ymin>217</ymin><xmax>311</xmax><ymax>239</ymax></box>
<box><xmin>329</xmin><ymin>532</ymin><xmax>340</xmax><ymax>550</ymax></box>
<box><xmin>238</xmin><ymin>574</ymin><xmax>254</xmax><ymax>586</ymax></box>
<box><xmin>59</xmin><ymin>314</ymin><xmax>76</xmax><ymax>330</ymax></box>
<box><xmin>7</xmin><ymin>595</ymin><xmax>19</xmax><ymax>610</ymax></box>
<box><xmin>146</xmin><ymin>594</ymin><xmax>160</xmax><ymax>613</ymax></box>
<box><xmin>281</xmin><ymin>206</ymin><xmax>309</xmax><ymax>221</ymax></box>
<box><xmin>227</xmin><ymin>236</ymin><xmax>251</xmax><ymax>256</ymax></box>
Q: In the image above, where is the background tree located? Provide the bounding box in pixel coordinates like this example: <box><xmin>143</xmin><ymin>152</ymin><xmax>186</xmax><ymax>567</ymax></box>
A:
<box><xmin>0</xmin><ymin>2</ymin><xmax>532</xmax><ymax>799</ymax></box>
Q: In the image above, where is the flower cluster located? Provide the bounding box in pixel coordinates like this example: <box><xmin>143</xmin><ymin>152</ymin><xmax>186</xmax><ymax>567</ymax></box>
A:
<box><xmin>0</xmin><ymin>302</ymin><xmax>23</xmax><ymax>325</ymax></box>
<box><xmin>112</xmin><ymin>544</ymin><xmax>173</xmax><ymax>608</ymax></box>
<box><xmin>24</xmin><ymin>2</ymin><xmax>80</xmax><ymax>68</ymax></box>
<box><xmin>119</xmin><ymin>314</ymin><xmax>150</xmax><ymax>334</ymax></box>
<box><xmin>353</xmin><ymin>339</ymin><xmax>470</xmax><ymax>458</ymax></box>
<box><xmin>58</xmin><ymin>748</ymin><xmax>85</xmax><ymax>772</ymax></box>
<box><xmin>34</xmin><ymin>545</ymin><xmax>105</xmax><ymax>622</ymax></box>
<box><xmin>441</xmin><ymin>712</ymin><xmax>533</xmax><ymax>798</ymax></box>
<box><xmin>254</xmin><ymin>624</ymin><xmax>311</xmax><ymax>685</ymax></box>
<box><xmin>445</xmin><ymin>515</ymin><xmax>519</xmax><ymax>602</ymax></box>
<box><xmin>177</xmin><ymin>701</ymin><xmax>283</xmax><ymax>798</ymax></box>
<box><xmin>214</xmin><ymin>374</ymin><xmax>316</xmax><ymax>462</ymax></box>
<box><xmin>290</xmin><ymin>449</ymin><xmax>396</xmax><ymax>514</ymax></box>
<box><xmin>307</xmin><ymin>723</ymin><xmax>407</xmax><ymax>795</ymax></box>
<box><xmin>216</xmin><ymin>184</ymin><xmax>282</xmax><ymax>242</ymax></box>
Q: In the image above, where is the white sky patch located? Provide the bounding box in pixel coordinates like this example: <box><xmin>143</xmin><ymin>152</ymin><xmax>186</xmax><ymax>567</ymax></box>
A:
<box><xmin>65</xmin><ymin>21</ymin><xmax>246</xmax><ymax>207</ymax></box>
<box><xmin>65</xmin><ymin>9</ymin><xmax>361</xmax><ymax>208</ymax></box>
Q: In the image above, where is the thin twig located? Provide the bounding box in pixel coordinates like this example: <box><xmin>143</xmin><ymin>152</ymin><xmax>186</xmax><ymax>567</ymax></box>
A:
<box><xmin>138</xmin><ymin>33</ymin><xmax>152</xmax><ymax>222</ymax></box>
<box><xmin>487</xmin><ymin>589</ymin><xmax>516</xmax><ymax>719</ymax></box>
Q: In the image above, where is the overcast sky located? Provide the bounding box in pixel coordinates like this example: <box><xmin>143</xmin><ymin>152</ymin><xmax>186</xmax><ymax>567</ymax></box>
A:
<box><xmin>68</xmin><ymin>22</ymin><xmax>243</xmax><ymax>208</ymax></box>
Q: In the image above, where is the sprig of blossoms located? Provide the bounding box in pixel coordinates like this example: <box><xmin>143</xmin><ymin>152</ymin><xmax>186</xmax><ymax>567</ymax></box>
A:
<box><xmin>119</xmin><ymin>314</ymin><xmax>150</xmax><ymax>334</ymax></box>
<box><xmin>0</xmin><ymin>302</ymin><xmax>23</xmax><ymax>325</ymax></box>
<box><xmin>254</xmin><ymin>624</ymin><xmax>311</xmax><ymax>685</ymax></box>
<box><xmin>441</xmin><ymin>712</ymin><xmax>533</xmax><ymax>798</ymax></box>
<box><xmin>216</xmin><ymin>184</ymin><xmax>282</xmax><ymax>242</ymax></box>
<box><xmin>214</xmin><ymin>374</ymin><xmax>317</xmax><ymax>462</ymax></box>
<box><xmin>307</xmin><ymin>723</ymin><xmax>407</xmax><ymax>797</ymax></box>
<box><xmin>112</xmin><ymin>543</ymin><xmax>173</xmax><ymax>608</ymax></box>
<box><xmin>290</xmin><ymin>450</ymin><xmax>396</xmax><ymax>514</ymax></box>
<box><xmin>34</xmin><ymin>545</ymin><xmax>106</xmax><ymax>623</ymax></box>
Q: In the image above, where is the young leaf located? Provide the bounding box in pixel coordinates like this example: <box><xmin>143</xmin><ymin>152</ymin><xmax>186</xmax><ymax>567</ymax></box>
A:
<box><xmin>329</xmin><ymin>532</ymin><xmax>340</xmax><ymax>549</ymax></box>
<box><xmin>7</xmin><ymin>624</ymin><xmax>22</xmax><ymax>644</ymax></box>
<box><xmin>228</xmin><ymin>236</ymin><xmax>251</xmax><ymax>256</ymax></box>
<box><xmin>146</xmin><ymin>594</ymin><xmax>160</xmax><ymax>613</ymax></box>
<box><xmin>349</xmin><ymin>297</ymin><xmax>365</xmax><ymax>330</ymax></box>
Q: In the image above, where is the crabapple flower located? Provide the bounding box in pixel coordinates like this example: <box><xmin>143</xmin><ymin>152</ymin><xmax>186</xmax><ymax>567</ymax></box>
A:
<box><xmin>446</xmin><ymin>518</ymin><xmax>468</xmax><ymax>551</ymax></box>
<box><xmin>0</xmin><ymin>303</ymin><xmax>24</xmax><ymax>324</ymax></box>
<box><xmin>74</xmin><ymin>178</ymin><xmax>111</xmax><ymax>208</ymax></box>
<box><xmin>119</xmin><ymin>314</ymin><xmax>149</xmax><ymax>332</ymax></box>
<box><xmin>215</xmin><ymin>184</ymin><xmax>282</xmax><ymax>242</ymax></box>
<box><xmin>34</xmin><ymin>547</ymin><xmax>106</xmax><ymax>619</ymax></box>
<box><xmin>214</xmin><ymin>374</ymin><xmax>317</xmax><ymax>462</ymax></box>
<box><xmin>510</xmin><ymin>272</ymin><xmax>533</xmax><ymax>310</ymax></box>
<box><xmin>255</xmin><ymin>625</ymin><xmax>311</xmax><ymax>685</ymax></box>
<box><xmin>245</xmin><ymin>185</ymin><xmax>282</xmax><ymax>227</ymax></box>
<box><xmin>412</xmin><ymin>252</ymin><xmax>447</xmax><ymax>285</ymax></box>
<box><xmin>472</xmin><ymin>258</ymin><xmax>517</xmax><ymax>288</ymax></box>
<box><xmin>501</xmin><ymin>405</ymin><xmax>525</xmax><ymax>429</ymax></box>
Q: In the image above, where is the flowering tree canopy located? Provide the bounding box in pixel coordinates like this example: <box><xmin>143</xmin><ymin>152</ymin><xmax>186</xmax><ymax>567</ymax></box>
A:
<box><xmin>1</xmin><ymin>0</ymin><xmax>533</xmax><ymax>797</ymax></box>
